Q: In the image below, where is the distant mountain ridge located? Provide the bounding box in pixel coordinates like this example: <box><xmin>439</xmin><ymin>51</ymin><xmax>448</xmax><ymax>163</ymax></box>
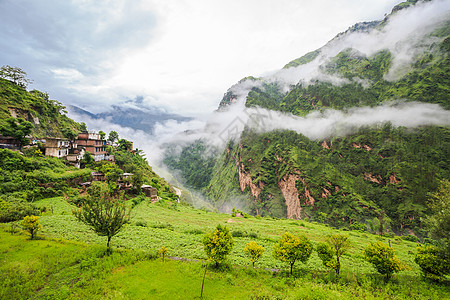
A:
<box><xmin>68</xmin><ymin>103</ymin><xmax>192</xmax><ymax>133</ymax></box>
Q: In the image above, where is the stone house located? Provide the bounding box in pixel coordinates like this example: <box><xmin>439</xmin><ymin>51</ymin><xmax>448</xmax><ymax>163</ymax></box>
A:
<box><xmin>42</xmin><ymin>137</ymin><xmax>71</xmax><ymax>158</ymax></box>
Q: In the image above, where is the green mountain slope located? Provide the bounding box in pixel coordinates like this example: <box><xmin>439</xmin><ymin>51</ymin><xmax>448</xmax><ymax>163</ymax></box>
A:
<box><xmin>165</xmin><ymin>0</ymin><xmax>450</xmax><ymax>237</ymax></box>
<box><xmin>0</xmin><ymin>78</ymin><xmax>81</xmax><ymax>137</ymax></box>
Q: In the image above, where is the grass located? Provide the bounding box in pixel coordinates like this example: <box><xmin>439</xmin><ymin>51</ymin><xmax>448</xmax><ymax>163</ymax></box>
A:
<box><xmin>1</xmin><ymin>196</ymin><xmax>448</xmax><ymax>299</ymax></box>
<box><xmin>35</xmin><ymin>197</ymin><xmax>424</xmax><ymax>274</ymax></box>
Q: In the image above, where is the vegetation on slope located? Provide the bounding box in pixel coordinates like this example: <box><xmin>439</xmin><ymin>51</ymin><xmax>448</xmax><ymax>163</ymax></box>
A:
<box><xmin>0</xmin><ymin>77</ymin><xmax>82</xmax><ymax>138</ymax></box>
<box><xmin>165</xmin><ymin>2</ymin><xmax>450</xmax><ymax>240</ymax></box>
<box><xmin>1</xmin><ymin>195</ymin><xmax>449</xmax><ymax>299</ymax></box>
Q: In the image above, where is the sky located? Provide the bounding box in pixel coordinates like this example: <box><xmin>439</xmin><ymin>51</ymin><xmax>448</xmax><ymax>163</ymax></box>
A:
<box><xmin>0</xmin><ymin>0</ymin><xmax>403</xmax><ymax>117</ymax></box>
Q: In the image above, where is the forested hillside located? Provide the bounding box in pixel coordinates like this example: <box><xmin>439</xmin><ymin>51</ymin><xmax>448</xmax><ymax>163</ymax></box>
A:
<box><xmin>164</xmin><ymin>0</ymin><xmax>450</xmax><ymax>237</ymax></box>
<box><xmin>0</xmin><ymin>77</ymin><xmax>81</xmax><ymax>138</ymax></box>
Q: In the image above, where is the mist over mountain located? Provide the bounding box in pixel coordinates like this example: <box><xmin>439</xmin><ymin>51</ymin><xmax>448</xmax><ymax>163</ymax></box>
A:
<box><xmin>163</xmin><ymin>0</ymin><xmax>450</xmax><ymax>236</ymax></box>
<box><xmin>67</xmin><ymin>97</ymin><xmax>191</xmax><ymax>134</ymax></box>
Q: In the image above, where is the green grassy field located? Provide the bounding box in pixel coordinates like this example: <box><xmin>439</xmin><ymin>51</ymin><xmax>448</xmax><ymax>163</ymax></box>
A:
<box><xmin>1</xmin><ymin>197</ymin><xmax>449</xmax><ymax>299</ymax></box>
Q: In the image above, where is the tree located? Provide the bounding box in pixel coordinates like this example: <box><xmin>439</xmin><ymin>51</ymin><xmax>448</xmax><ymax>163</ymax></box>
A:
<box><xmin>21</xmin><ymin>215</ymin><xmax>42</xmax><ymax>239</ymax></box>
<box><xmin>62</xmin><ymin>127</ymin><xmax>78</xmax><ymax>149</ymax></box>
<box><xmin>80</xmin><ymin>151</ymin><xmax>94</xmax><ymax>167</ymax></box>
<box><xmin>415</xmin><ymin>244</ymin><xmax>450</xmax><ymax>282</ymax></box>
<box><xmin>108</xmin><ymin>131</ymin><xmax>119</xmax><ymax>143</ymax></box>
<box><xmin>426</xmin><ymin>179</ymin><xmax>450</xmax><ymax>255</ymax></box>
<box><xmin>203</xmin><ymin>224</ymin><xmax>234</xmax><ymax>267</ymax></box>
<box><xmin>363</xmin><ymin>241</ymin><xmax>404</xmax><ymax>280</ymax></box>
<box><xmin>244</xmin><ymin>241</ymin><xmax>265</xmax><ymax>267</ymax></box>
<box><xmin>273</xmin><ymin>232</ymin><xmax>313</xmax><ymax>275</ymax></box>
<box><xmin>80</xmin><ymin>122</ymin><xmax>87</xmax><ymax>132</ymax></box>
<box><xmin>0</xmin><ymin>65</ymin><xmax>33</xmax><ymax>88</ymax></box>
<box><xmin>0</xmin><ymin>118</ymin><xmax>34</xmax><ymax>148</ymax></box>
<box><xmin>317</xmin><ymin>234</ymin><xmax>351</xmax><ymax>275</ymax></box>
<box><xmin>118</xmin><ymin>139</ymin><xmax>132</xmax><ymax>151</ymax></box>
<box><xmin>73</xmin><ymin>183</ymin><xmax>130</xmax><ymax>254</ymax></box>
<box><xmin>158</xmin><ymin>246</ymin><xmax>169</xmax><ymax>262</ymax></box>
<box><xmin>131</xmin><ymin>170</ymin><xmax>144</xmax><ymax>193</ymax></box>
<box><xmin>99</xmin><ymin>130</ymin><xmax>106</xmax><ymax>140</ymax></box>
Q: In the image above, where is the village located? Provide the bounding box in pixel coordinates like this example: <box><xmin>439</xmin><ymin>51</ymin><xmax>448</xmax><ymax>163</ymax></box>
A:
<box><xmin>0</xmin><ymin>130</ymin><xmax>159</xmax><ymax>201</ymax></box>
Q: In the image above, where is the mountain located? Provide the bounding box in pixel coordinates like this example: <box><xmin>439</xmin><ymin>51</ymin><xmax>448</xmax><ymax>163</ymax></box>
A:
<box><xmin>0</xmin><ymin>78</ymin><xmax>81</xmax><ymax>137</ymax></box>
<box><xmin>164</xmin><ymin>0</ymin><xmax>450</xmax><ymax>236</ymax></box>
<box><xmin>68</xmin><ymin>100</ymin><xmax>192</xmax><ymax>133</ymax></box>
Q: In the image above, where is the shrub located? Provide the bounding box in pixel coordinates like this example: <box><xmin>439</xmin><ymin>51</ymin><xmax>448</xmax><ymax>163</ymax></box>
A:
<box><xmin>232</xmin><ymin>230</ymin><xmax>245</xmax><ymax>237</ymax></box>
<box><xmin>21</xmin><ymin>215</ymin><xmax>42</xmax><ymax>239</ymax></box>
<box><xmin>135</xmin><ymin>221</ymin><xmax>147</xmax><ymax>227</ymax></box>
<box><xmin>273</xmin><ymin>232</ymin><xmax>313</xmax><ymax>275</ymax></box>
<box><xmin>186</xmin><ymin>229</ymin><xmax>203</xmax><ymax>235</ymax></box>
<box><xmin>383</xmin><ymin>232</ymin><xmax>395</xmax><ymax>238</ymax></box>
<box><xmin>151</xmin><ymin>222</ymin><xmax>174</xmax><ymax>230</ymax></box>
<box><xmin>0</xmin><ymin>200</ymin><xmax>41</xmax><ymax>223</ymax></box>
<box><xmin>244</xmin><ymin>241</ymin><xmax>265</xmax><ymax>267</ymax></box>
<box><xmin>158</xmin><ymin>246</ymin><xmax>169</xmax><ymax>262</ymax></box>
<box><xmin>203</xmin><ymin>224</ymin><xmax>234</xmax><ymax>267</ymax></box>
<box><xmin>317</xmin><ymin>234</ymin><xmax>351</xmax><ymax>275</ymax></box>
<box><xmin>350</xmin><ymin>222</ymin><xmax>366</xmax><ymax>232</ymax></box>
<box><xmin>402</xmin><ymin>235</ymin><xmax>419</xmax><ymax>242</ymax></box>
<box><xmin>415</xmin><ymin>244</ymin><xmax>450</xmax><ymax>282</ymax></box>
<box><xmin>363</xmin><ymin>241</ymin><xmax>404</xmax><ymax>280</ymax></box>
<box><xmin>247</xmin><ymin>232</ymin><xmax>259</xmax><ymax>239</ymax></box>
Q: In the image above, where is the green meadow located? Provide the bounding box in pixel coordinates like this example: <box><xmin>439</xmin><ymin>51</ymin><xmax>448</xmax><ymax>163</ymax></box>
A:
<box><xmin>1</xmin><ymin>196</ymin><xmax>449</xmax><ymax>299</ymax></box>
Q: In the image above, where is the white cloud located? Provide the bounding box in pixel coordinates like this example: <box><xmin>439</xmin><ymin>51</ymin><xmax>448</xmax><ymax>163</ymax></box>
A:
<box><xmin>0</xmin><ymin>0</ymin><xmax>401</xmax><ymax>115</ymax></box>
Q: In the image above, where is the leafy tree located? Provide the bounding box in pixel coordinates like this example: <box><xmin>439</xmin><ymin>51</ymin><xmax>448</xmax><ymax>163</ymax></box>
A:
<box><xmin>273</xmin><ymin>232</ymin><xmax>313</xmax><ymax>275</ymax></box>
<box><xmin>62</xmin><ymin>127</ymin><xmax>78</xmax><ymax>149</ymax></box>
<box><xmin>99</xmin><ymin>130</ymin><xmax>106</xmax><ymax>140</ymax></box>
<box><xmin>203</xmin><ymin>224</ymin><xmax>234</xmax><ymax>267</ymax></box>
<box><xmin>317</xmin><ymin>234</ymin><xmax>351</xmax><ymax>275</ymax></box>
<box><xmin>426</xmin><ymin>179</ymin><xmax>450</xmax><ymax>255</ymax></box>
<box><xmin>118</xmin><ymin>139</ymin><xmax>132</xmax><ymax>151</ymax></box>
<box><xmin>131</xmin><ymin>170</ymin><xmax>144</xmax><ymax>193</ymax></box>
<box><xmin>21</xmin><ymin>215</ymin><xmax>42</xmax><ymax>239</ymax></box>
<box><xmin>99</xmin><ymin>162</ymin><xmax>122</xmax><ymax>185</ymax></box>
<box><xmin>81</xmin><ymin>151</ymin><xmax>94</xmax><ymax>167</ymax></box>
<box><xmin>73</xmin><ymin>183</ymin><xmax>130</xmax><ymax>254</ymax></box>
<box><xmin>363</xmin><ymin>241</ymin><xmax>404</xmax><ymax>280</ymax></box>
<box><xmin>0</xmin><ymin>118</ymin><xmax>34</xmax><ymax>148</ymax></box>
<box><xmin>108</xmin><ymin>131</ymin><xmax>119</xmax><ymax>143</ymax></box>
<box><xmin>80</xmin><ymin>122</ymin><xmax>87</xmax><ymax>132</ymax></box>
<box><xmin>244</xmin><ymin>241</ymin><xmax>265</xmax><ymax>267</ymax></box>
<box><xmin>0</xmin><ymin>65</ymin><xmax>33</xmax><ymax>88</ymax></box>
<box><xmin>158</xmin><ymin>246</ymin><xmax>169</xmax><ymax>262</ymax></box>
<box><xmin>415</xmin><ymin>244</ymin><xmax>450</xmax><ymax>282</ymax></box>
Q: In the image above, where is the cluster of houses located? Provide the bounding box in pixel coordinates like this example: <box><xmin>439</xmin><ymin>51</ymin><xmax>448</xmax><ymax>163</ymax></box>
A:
<box><xmin>89</xmin><ymin>171</ymin><xmax>159</xmax><ymax>202</ymax></box>
<box><xmin>0</xmin><ymin>131</ymin><xmax>115</xmax><ymax>168</ymax></box>
<box><xmin>0</xmin><ymin>130</ymin><xmax>160</xmax><ymax>201</ymax></box>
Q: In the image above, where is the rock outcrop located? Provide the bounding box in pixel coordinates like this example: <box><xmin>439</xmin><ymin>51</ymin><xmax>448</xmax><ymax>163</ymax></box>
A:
<box><xmin>278</xmin><ymin>173</ymin><xmax>302</xmax><ymax>219</ymax></box>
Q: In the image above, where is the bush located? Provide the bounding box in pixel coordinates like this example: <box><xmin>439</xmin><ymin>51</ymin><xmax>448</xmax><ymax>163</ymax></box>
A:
<box><xmin>363</xmin><ymin>241</ymin><xmax>404</xmax><ymax>280</ymax></box>
<box><xmin>232</xmin><ymin>230</ymin><xmax>245</xmax><ymax>237</ymax></box>
<box><xmin>415</xmin><ymin>244</ymin><xmax>450</xmax><ymax>282</ymax></box>
<box><xmin>273</xmin><ymin>232</ymin><xmax>313</xmax><ymax>275</ymax></box>
<box><xmin>203</xmin><ymin>224</ymin><xmax>234</xmax><ymax>267</ymax></box>
<box><xmin>0</xmin><ymin>199</ymin><xmax>41</xmax><ymax>223</ymax></box>
<box><xmin>135</xmin><ymin>221</ymin><xmax>147</xmax><ymax>227</ymax></box>
<box><xmin>151</xmin><ymin>222</ymin><xmax>174</xmax><ymax>230</ymax></box>
<box><xmin>21</xmin><ymin>215</ymin><xmax>42</xmax><ymax>239</ymax></box>
<box><xmin>244</xmin><ymin>241</ymin><xmax>265</xmax><ymax>267</ymax></box>
<box><xmin>185</xmin><ymin>229</ymin><xmax>203</xmax><ymax>235</ymax></box>
<box><xmin>384</xmin><ymin>232</ymin><xmax>395</xmax><ymax>238</ymax></box>
<box><xmin>316</xmin><ymin>234</ymin><xmax>351</xmax><ymax>275</ymax></box>
<box><xmin>402</xmin><ymin>235</ymin><xmax>419</xmax><ymax>242</ymax></box>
